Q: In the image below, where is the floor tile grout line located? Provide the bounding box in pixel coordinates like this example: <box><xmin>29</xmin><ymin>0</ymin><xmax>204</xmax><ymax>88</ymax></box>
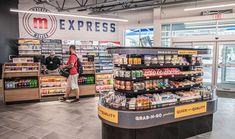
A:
<box><xmin>0</xmin><ymin>125</ymin><xmax>43</xmax><ymax>139</ymax></box>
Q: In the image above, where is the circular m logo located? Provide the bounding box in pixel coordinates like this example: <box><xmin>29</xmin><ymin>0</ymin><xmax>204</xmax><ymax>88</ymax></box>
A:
<box><xmin>22</xmin><ymin>7</ymin><xmax>57</xmax><ymax>39</ymax></box>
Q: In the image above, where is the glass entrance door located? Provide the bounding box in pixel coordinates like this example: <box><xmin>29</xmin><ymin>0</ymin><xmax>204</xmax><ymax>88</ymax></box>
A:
<box><xmin>193</xmin><ymin>42</ymin><xmax>215</xmax><ymax>86</ymax></box>
<box><xmin>217</xmin><ymin>42</ymin><xmax>235</xmax><ymax>91</ymax></box>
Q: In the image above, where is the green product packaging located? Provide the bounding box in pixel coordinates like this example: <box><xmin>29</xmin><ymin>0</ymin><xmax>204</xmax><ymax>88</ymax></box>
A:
<box><xmin>132</xmin><ymin>71</ymin><xmax>136</xmax><ymax>79</ymax></box>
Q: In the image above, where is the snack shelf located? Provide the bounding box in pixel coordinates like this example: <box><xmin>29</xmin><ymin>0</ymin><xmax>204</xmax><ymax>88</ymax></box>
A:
<box><xmin>114</xmin><ymin>63</ymin><xmax>202</xmax><ymax>69</ymax></box>
<box><xmin>2</xmin><ymin>62</ymin><xmax>41</xmax><ymax>103</ymax></box>
<box><xmin>114</xmin><ymin>73</ymin><xmax>203</xmax><ymax>81</ymax></box>
<box><xmin>114</xmin><ymin>83</ymin><xmax>202</xmax><ymax>95</ymax></box>
<box><xmin>107</xmin><ymin>47</ymin><xmax>210</xmax><ymax>55</ymax></box>
<box><xmin>99</xmin><ymin>47</ymin><xmax>217</xmax><ymax>137</ymax></box>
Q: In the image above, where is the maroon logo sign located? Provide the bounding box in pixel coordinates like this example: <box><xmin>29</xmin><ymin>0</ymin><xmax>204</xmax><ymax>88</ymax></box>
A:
<box><xmin>22</xmin><ymin>7</ymin><xmax>57</xmax><ymax>39</ymax></box>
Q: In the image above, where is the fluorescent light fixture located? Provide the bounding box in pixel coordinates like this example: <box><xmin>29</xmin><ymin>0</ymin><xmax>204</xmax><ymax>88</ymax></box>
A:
<box><xmin>10</xmin><ymin>8</ymin><xmax>128</xmax><ymax>22</ymax></box>
<box><xmin>184</xmin><ymin>3</ymin><xmax>235</xmax><ymax>11</ymax></box>
<box><xmin>185</xmin><ymin>24</ymin><xmax>235</xmax><ymax>29</ymax></box>
<box><xmin>184</xmin><ymin>21</ymin><xmax>217</xmax><ymax>25</ymax></box>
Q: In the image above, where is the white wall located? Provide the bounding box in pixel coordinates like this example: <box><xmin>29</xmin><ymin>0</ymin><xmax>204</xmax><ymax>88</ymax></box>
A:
<box><xmin>116</xmin><ymin>0</ymin><xmax>235</xmax><ymax>46</ymax></box>
<box><xmin>18</xmin><ymin>0</ymin><xmax>120</xmax><ymax>42</ymax></box>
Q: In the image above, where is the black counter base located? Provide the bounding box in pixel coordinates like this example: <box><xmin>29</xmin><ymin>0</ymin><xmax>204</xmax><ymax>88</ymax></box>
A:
<box><xmin>102</xmin><ymin>114</ymin><xmax>213</xmax><ymax>139</ymax></box>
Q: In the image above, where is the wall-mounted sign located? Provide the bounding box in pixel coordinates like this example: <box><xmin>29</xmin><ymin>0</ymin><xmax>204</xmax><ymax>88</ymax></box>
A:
<box><xmin>18</xmin><ymin>1</ymin><xmax>119</xmax><ymax>41</ymax></box>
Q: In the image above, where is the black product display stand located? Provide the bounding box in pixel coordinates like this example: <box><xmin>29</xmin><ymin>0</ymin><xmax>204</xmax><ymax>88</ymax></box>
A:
<box><xmin>102</xmin><ymin>114</ymin><xmax>213</xmax><ymax>139</ymax></box>
<box><xmin>98</xmin><ymin>47</ymin><xmax>217</xmax><ymax>139</ymax></box>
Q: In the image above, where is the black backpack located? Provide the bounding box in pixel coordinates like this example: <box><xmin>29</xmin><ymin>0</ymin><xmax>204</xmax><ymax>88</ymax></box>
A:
<box><xmin>73</xmin><ymin>54</ymin><xmax>83</xmax><ymax>75</ymax></box>
<box><xmin>59</xmin><ymin>55</ymin><xmax>83</xmax><ymax>78</ymax></box>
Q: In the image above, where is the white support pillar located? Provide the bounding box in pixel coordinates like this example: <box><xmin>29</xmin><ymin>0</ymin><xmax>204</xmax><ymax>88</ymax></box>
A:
<box><xmin>153</xmin><ymin>8</ymin><xmax>161</xmax><ymax>47</ymax></box>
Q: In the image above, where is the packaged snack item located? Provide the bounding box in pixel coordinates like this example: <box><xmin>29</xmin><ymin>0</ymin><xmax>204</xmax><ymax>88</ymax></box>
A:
<box><xmin>165</xmin><ymin>55</ymin><xmax>172</xmax><ymax>64</ymax></box>
<box><xmin>132</xmin><ymin>71</ymin><xmax>136</xmax><ymax>78</ymax></box>
<box><xmin>151</xmin><ymin>57</ymin><xmax>158</xmax><ymax>64</ymax></box>
<box><xmin>158</xmin><ymin>55</ymin><xmax>164</xmax><ymax>64</ymax></box>
<box><xmin>128</xmin><ymin>58</ymin><xmax>133</xmax><ymax>64</ymax></box>
<box><xmin>133</xmin><ymin>58</ymin><xmax>138</xmax><ymax>64</ymax></box>
<box><xmin>158</xmin><ymin>79</ymin><xmax>164</xmax><ymax>88</ymax></box>
<box><xmin>125</xmin><ymin>71</ymin><xmax>131</xmax><ymax>78</ymax></box>
<box><xmin>192</xmin><ymin>57</ymin><xmax>196</xmax><ymax>65</ymax></box>
<box><xmin>137</xmin><ymin>58</ymin><xmax>142</xmax><ymax>64</ymax></box>
<box><xmin>120</xmin><ymin>70</ymin><xmax>125</xmax><ymax>77</ymax></box>
<box><xmin>136</xmin><ymin>70</ymin><xmax>141</xmax><ymax>78</ymax></box>
<box><xmin>122</xmin><ymin>56</ymin><xmax>128</xmax><ymax>64</ymax></box>
<box><xmin>125</xmin><ymin>81</ymin><xmax>132</xmax><ymax>90</ymax></box>
<box><xmin>144</xmin><ymin>55</ymin><xmax>152</xmax><ymax>64</ymax></box>
<box><xmin>164</xmin><ymin>79</ymin><xmax>169</xmax><ymax>86</ymax></box>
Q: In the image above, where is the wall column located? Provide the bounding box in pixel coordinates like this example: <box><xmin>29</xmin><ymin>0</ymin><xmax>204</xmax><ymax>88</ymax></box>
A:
<box><xmin>153</xmin><ymin>8</ymin><xmax>161</xmax><ymax>47</ymax></box>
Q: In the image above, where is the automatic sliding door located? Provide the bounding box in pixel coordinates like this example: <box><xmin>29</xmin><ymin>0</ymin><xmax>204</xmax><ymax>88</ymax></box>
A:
<box><xmin>217</xmin><ymin>42</ymin><xmax>235</xmax><ymax>90</ymax></box>
<box><xmin>193</xmin><ymin>43</ymin><xmax>215</xmax><ymax>86</ymax></box>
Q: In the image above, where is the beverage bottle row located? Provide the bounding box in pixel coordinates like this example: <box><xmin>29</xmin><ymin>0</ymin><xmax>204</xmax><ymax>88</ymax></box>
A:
<box><xmin>78</xmin><ymin>76</ymin><xmax>95</xmax><ymax>84</ymax></box>
<box><xmin>5</xmin><ymin>79</ymin><xmax>38</xmax><ymax>89</ymax></box>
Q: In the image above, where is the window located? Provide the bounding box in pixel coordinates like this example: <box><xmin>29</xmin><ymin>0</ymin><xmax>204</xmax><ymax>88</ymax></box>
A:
<box><xmin>125</xmin><ymin>27</ymin><xmax>154</xmax><ymax>47</ymax></box>
<box><xmin>161</xmin><ymin>19</ymin><xmax>235</xmax><ymax>47</ymax></box>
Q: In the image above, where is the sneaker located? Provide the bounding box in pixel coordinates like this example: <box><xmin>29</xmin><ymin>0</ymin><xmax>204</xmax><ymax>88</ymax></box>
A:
<box><xmin>58</xmin><ymin>97</ymin><xmax>67</xmax><ymax>102</ymax></box>
<box><xmin>70</xmin><ymin>98</ymin><xmax>80</xmax><ymax>103</ymax></box>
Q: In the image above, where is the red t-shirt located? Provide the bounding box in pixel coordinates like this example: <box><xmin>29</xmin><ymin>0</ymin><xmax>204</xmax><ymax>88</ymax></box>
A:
<box><xmin>67</xmin><ymin>54</ymin><xmax>78</xmax><ymax>75</ymax></box>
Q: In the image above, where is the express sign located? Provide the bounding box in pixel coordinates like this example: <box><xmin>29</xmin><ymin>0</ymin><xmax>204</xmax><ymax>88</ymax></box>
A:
<box><xmin>22</xmin><ymin>7</ymin><xmax>116</xmax><ymax>39</ymax></box>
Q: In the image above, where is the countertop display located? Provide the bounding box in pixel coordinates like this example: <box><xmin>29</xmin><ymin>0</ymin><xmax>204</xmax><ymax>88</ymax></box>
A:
<box><xmin>2</xmin><ymin>62</ymin><xmax>41</xmax><ymax>103</ymax></box>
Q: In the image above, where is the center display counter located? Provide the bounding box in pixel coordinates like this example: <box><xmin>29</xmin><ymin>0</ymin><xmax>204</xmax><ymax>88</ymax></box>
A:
<box><xmin>98</xmin><ymin>47</ymin><xmax>217</xmax><ymax>139</ymax></box>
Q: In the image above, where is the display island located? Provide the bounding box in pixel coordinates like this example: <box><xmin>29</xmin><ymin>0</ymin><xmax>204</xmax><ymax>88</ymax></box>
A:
<box><xmin>98</xmin><ymin>47</ymin><xmax>217</xmax><ymax>139</ymax></box>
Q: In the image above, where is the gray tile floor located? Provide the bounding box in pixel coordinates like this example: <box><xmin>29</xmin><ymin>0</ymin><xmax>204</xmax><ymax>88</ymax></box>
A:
<box><xmin>0</xmin><ymin>97</ymin><xmax>235</xmax><ymax>139</ymax></box>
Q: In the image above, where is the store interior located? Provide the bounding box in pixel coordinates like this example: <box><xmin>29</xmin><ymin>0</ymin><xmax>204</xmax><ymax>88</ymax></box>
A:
<box><xmin>0</xmin><ymin>0</ymin><xmax>235</xmax><ymax>139</ymax></box>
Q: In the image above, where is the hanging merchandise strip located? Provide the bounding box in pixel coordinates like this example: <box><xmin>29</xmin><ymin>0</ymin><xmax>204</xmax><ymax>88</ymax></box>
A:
<box><xmin>107</xmin><ymin>47</ymin><xmax>209</xmax><ymax>55</ymax></box>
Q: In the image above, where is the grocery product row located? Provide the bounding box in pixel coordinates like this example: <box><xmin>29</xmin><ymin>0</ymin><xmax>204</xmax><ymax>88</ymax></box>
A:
<box><xmin>100</xmin><ymin>87</ymin><xmax>212</xmax><ymax>111</ymax></box>
<box><xmin>17</xmin><ymin>39</ymin><xmax>119</xmax><ymax>74</ymax></box>
<box><xmin>114</xmin><ymin>68</ymin><xmax>203</xmax><ymax>80</ymax></box>
<box><xmin>4</xmin><ymin>63</ymin><xmax>39</xmax><ymax>72</ymax></box>
<box><xmin>114</xmin><ymin>78</ymin><xmax>203</xmax><ymax>92</ymax></box>
<box><xmin>5</xmin><ymin>78</ymin><xmax>38</xmax><ymax>89</ymax></box>
<box><xmin>113</xmin><ymin>55</ymin><xmax>202</xmax><ymax>65</ymax></box>
<box><xmin>78</xmin><ymin>75</ymin><xmax>96</xmax><ymax>85</ymax></box>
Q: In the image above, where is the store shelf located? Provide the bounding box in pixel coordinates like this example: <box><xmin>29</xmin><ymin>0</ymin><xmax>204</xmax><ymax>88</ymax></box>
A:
<box><xmin>41</xmin><ymin>93</ymin><xmax>65</xmax><ymax>97</ymax></box>
<box><xmin>107</xmin><ymin>47</ymin><xmax>210</xmax><ymax>55</ymax></box>
<box><xmin>78</xmin><ymin>83</ymin><xmax>95</xmax><ymax>85</ymax></box>
<box><xmin>4</xmin><ymin>87</ymin><xmax>39</xmax><ymax>90</ymax></box>
<box><xmin>114</xmin><ymin>73</ymin><xmax>203</xmax><ymax>81</ymax></box>
<box><xmin>114</xmin><ymin>83</ymin><xmax>202</xmax><ymax>95</ymax></box>
<box><xmin>19</xmin><ymin>49</ymin><xmax>41</xmax><ymax>51</ymax></box>
<box><xmin>114</xmin><ymin>63</ymin><xmax>202</xmax><ymax>69</ymax></box>
<box><xmin>41</xmin><ymin>86</ymin><xmax>66</xmax><ymax>90</ymax></box>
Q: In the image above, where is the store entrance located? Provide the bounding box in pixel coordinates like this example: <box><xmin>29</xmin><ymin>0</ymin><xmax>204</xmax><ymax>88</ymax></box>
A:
<box><xmin>172</xmin><ymin>39</ymin><xmax>235</xmax><ymax>91</ymax></box>
<box><xmin>217</xmin><ymin>42</ymin><xmax>235</xmax><ymax>91</ymax></box>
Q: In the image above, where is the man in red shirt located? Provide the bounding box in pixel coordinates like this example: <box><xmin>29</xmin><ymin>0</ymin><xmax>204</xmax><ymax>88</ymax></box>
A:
<box><xmin>59</xmin><ymin>45</ymin><xmax>80</xmax><ymax>102</ymax></box>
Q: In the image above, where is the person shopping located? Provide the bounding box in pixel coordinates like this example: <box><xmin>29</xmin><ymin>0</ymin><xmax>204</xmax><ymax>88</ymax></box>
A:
<box><xmin>59</xmin><ymin>45</ymin><xmax>80</xmax><ymax>103</ymax></box>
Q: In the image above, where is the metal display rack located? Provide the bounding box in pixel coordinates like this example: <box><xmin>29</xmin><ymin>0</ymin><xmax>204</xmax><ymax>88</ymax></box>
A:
<box><xmin>98</xmin><ymin>47</ymin><xmax>217</xmax><ymax>139</ymax></box>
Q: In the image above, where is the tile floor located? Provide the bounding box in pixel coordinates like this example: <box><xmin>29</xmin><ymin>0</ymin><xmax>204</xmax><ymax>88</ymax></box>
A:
<box><xmin>0</xmin><ymin>97</ymin><xmax>234</xmax><ymax>139</ymax></box>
